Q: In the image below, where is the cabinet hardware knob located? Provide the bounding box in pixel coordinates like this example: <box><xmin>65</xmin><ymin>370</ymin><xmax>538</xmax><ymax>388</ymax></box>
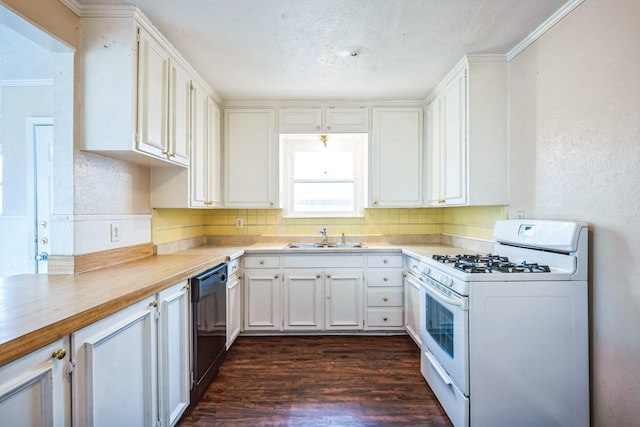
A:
<box><xmin>326</xmin><ymin>125</ymin><xmax>331</xmax><ymax>130</ymax></box>
<box><xmin>383</xmin><ymin>317</ymin><xmax>388</xmax><ymax>322</ymax></box>
<box><xmin>383</xmin><ymin>297</ymin><xmax>388</xmax><ymax>302</ymax></box>
<box><xmin>232</xmin><ymin>265</ymin><xmax>237</xmax><ymax>271</ymax></box>
<box><xmin>183</xmin><ymin>284</ymin><xmax>190</xmax><ymax>290</ymax></box>
<box><xmin>327</xmin><ymin>274</ymin><xmax>332</xmax><ymax>278</ymax></box>
<box><xmin>383</xmin><ymin>259</ymin><xmax>389</xmax><ymax>264</ymax></box>
<box><xmin>274</xmin><ymin>274</ymin><xmax>279</xmax><ymax>279</ymax></box>
<box><xmin>259</xmin><ymin>260</ymin><xmax>265</xmax><ymax>264</ymax></box>
<box><xmin>373</xmin><ymin>200</ymin><xmax>378</xmax><ymax>205</ymax></box>
<box><xmin>162</xmin><ymin>150</ymin><xmax>170</xmax><ymax>155</ymax></box>
<box><xmin>150</xmin><ymin>301</ymin><xmax>158</xmax><ymax>308</ymax></box>
<box><xmin>383</xmin><ymin>276</ymin><xmax>389</xmax><ymax>281</ymax></box>
<box><xmin>316</xmin><ymin>125</ymin><xmax>321</xmax><ymax>130</ymax></box>
<box><xmin>269</xmin><ymin>201</ymin><xmax>274</xmax><ymax>206</ymax></box>
<box><xmin>316</xmin><ymin>274</ymin><xmax>321</xmax><ymax>278</ymax></box>
<box><xmin>403</xmin><ymin>273</ymin><xmax>407</xmax><ymax>278</ymax></box>
<box><xmin>52</xmin><ymin>349</ymin><xmax>66</xmax><ymax>360</ymax></box>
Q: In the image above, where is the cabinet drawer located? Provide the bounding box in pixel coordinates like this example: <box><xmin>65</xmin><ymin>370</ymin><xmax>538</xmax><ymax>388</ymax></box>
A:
<box><xmin>283</xmin><ymin>255</ymin><xmax>364</xmax><ymax>268</ymax></box>
<box><xmin>367</xmin><ymin>308</ymin><xmax>404</xmax><ymax>327</ymax></box>
<box><xmin>367</xmin><ymin>288</ymin><xmax>403</xmax><ymax>307</ymax></box>
<box><xmin>227</xmin><ymin>258</ymin><xmax>240</xmax><ymax>276</ymax></box>
<box><xmin>367</xmin><ymin>255</ymin><xmax>403</xmax><ymax>268</ymax></box>
<box><xmin>367</xmin><ymin>269</ymin><xmax>404</xmax><ymax>287</ymax></box>
<box><xmin>244</xmin><ymin>256</ymin><xmax>280</xmax><ymax>269</ymax></box>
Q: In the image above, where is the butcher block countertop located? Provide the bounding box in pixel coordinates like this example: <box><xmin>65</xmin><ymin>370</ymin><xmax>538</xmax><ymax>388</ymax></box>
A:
<box><xmin>0</xmin><ymin>242</ymin><xmax>465</xmax><ymax>367</ymax></box>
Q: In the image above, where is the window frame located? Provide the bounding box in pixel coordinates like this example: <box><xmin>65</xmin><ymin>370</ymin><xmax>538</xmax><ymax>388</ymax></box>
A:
<box><xmin>280</xmin><ymin>133</ymin><xmax>367</xmax><ymax>218</ymax></box>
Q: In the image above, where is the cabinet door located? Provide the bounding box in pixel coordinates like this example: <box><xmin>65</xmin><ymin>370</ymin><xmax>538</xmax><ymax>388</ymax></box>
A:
<box><xmin>244</xmin><ymin>270</ymin><xmax>281</xmax><ymax>330</ymax></box>
<box><xmin>227</xmin><ymin>274</ymin><xmax>242</xmax><ymax>348</ymax></box>
<box><xmin>0</xmin><ymin>337</ymin><xmax>70</xmax><ymax>427</ymax></box>
<box><xmin>207</xmin><ymin>97</ymin><xmax>222</xmax><ymax>206</ymax></box>
<box><xmin>278</xmin><ymin>108</ymin><xmax>322</xmax><ymax>133</ymax></box>
<box><xmin>137</xmin><ymin>29</ymin><xmax>170</xmax><ymax>160</ymax></box>
<box><xmin>157</xmin><ymin>281</ymin><xmax>190</xmax><ymax>427</ymax></box>
<box><xmin>190</xmin><ymin>80</ymin><xmax>208</xmax><ymax>207</ymax></box>
<box><xmin>224</xmin><ymin>109</ymin><xmax>278</xmax><ymax>207</ymax></box>
<box><xmin>425</xmin><ymin>98</ymin><xmax>443</xmax><ymax>206</ymax></box>
<box><xmin>283</xmin><ymin>271</ymin><xmax>323</xmax><ymax>330</ymax></box>
<box><xmin>441</xmin><ymin>71</ymin><xmax>467</xmax><ymax>205</ymax></box>
<box><xmin>168</xmin><ymin>59</ymin><xmax>191</xmax><ymax>166</ymax></box>
<box><xmin>325</xmin><ymin>108</ymin><xmax>369</xmax><ymax>133</ymax></box>
<box><xmin>72</xmin><ymin>297</ymin><xmax>157</xmax><ymax>427</ymax></box>
<box><xmin>404</xmin><ymin>274</ymin><xmax>422</xmax><ymax>347</ymax></box>
<box><xmin>370</xmin><ymin>108</ymin><xmax>423</xmax><ymax>207</ymax></box>
<box><xmin>325</xmin><ymin>269</ymin><xmax>363</xmax><ymax>330</ymax></box>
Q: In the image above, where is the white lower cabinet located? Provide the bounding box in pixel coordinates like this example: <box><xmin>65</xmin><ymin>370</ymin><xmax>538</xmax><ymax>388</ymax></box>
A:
<box><xmin>324</xmin><ymin>269</ymin><xmax>364</xmax><ymax>330</ymax></box>
<box><xmin>227</xmin><ymin>259</ymin><xmax>242</xmax><ymax>348</ymax></box>
<box><xmin>157</xmin><ymin>281</ymin><xmax>191</xmax><ymax>427</ymax></box>
<box><xmin>0</xmin><ymin>337</ymin><xmax>71</xmax><ymax>427</ymax></box>
<box><xmin>71</xmin><ymin>281</ymin><xmax>190</xmax><ymax>427</ymax></box>
<box><xmin>284</xmin><ymin>271</ymin><xmax>323</xmax><ymax>330</ymax></box>
<box><xmin>365</xmin><ymin>254</ymin><xmax>404</xmax><ymax>331</ymax></box>
<box><xmin>404</xmin><ymin>272</ymin><xmax>422</xmax><ymax>347</ymax></box>
<box><xmin>243</xmin><ymin>269</ymin><xmax>282</xmax><ymax>331</ymax></box>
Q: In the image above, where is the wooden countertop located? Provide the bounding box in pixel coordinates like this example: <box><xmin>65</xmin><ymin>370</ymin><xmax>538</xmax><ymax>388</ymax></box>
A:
<box><xmin>0</xmin><ymin>242</ymin><xmax>462</xmax><ymax>367</ymax></box>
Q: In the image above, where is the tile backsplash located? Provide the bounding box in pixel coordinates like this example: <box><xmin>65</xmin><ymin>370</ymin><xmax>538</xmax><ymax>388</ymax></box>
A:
<box><xmin>152</xmin><ymin>206</ymin><xmax>507</xmax><ymax>245</ymax></box>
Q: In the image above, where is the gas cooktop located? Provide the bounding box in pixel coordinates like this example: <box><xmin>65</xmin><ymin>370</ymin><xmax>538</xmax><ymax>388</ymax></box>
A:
<box><xmin>432</xmin><ymin>254</ymin><xmax>551</xmax><ymax>274</ymax></box>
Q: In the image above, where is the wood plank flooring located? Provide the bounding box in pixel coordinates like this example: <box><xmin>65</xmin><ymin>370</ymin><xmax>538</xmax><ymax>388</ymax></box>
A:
<box><xmin>179</xmin><ymin>335</ymin><xmax>452</xmax><ymax>426</ymax></box>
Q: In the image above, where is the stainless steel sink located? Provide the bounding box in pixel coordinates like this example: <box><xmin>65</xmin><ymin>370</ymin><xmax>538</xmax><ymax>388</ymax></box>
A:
<box><xmin>284</xmin><ymin>243</ymin><xmax>367</xmax><ymax>249</ymax></box>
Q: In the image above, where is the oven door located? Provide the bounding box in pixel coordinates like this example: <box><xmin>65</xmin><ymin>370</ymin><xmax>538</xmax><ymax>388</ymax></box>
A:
<box><xmin>419</xmin><ymin>274</ymin><xmax>469</xmax><ymax>395</ymax></box>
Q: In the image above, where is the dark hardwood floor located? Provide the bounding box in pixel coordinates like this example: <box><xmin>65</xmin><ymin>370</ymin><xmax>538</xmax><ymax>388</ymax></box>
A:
<box><xmin>179</xmin><ymin>335</ymin><xmax>452</xmax><ymax>426</ymax></box>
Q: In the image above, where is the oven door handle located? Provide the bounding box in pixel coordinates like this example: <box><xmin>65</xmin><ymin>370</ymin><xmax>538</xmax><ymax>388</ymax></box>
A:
<box><xmin>424</xmin><ymin>349</ymin><xmax>453</xmax><ymax>385</ymax></box>
<box><xmin>422</xmin><ymin>279</ymin><xmax>468</xmax><ymax>310</ymax></box>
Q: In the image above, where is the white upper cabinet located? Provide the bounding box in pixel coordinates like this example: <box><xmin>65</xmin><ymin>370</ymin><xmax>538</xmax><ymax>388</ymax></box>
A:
<box><xmin>425</xmin><ymin>56</ymin><xmax>508</xmax><ymax>206</ymax></box>
<box><xmin>370</xmin><ymin>107</ymin><xmax>424</xmax><ymax>207</ymax></box>
<box><xmin>81</xmin><ymin>10</ymin><xmax>197</xmax><ymax>167</ymax></box>
<box><xmin>224</xmin><ymin>109</ymin><xmax>278</xmax><ymax>208</ymax></box>
<box><xmin>278</xmin><ymin>108</ymin><xmax>369</xmax><ymax>133</ymax></box>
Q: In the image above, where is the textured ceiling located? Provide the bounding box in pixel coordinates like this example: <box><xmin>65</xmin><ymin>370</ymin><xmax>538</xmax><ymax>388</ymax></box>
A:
<box><xmin>75</xmin><ymin>0</ymin><xmax>568</xmax><ymax>101</ymax></box>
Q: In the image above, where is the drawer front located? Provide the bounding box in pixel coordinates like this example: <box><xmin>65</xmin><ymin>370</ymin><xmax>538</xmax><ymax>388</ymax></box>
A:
<box><xmin>244</xmin><ymin>256</ymin><xmax>280</xmax><ymax>269</ymax></box>
<box><xmin>283</xmin><ymin>255</ymin><xmax>364</xmax><ymax>269</ymax></box>
<box><xmin>366</xmin><ymin>308</ymin><xmax>404</xmax><ymax>327</ymax></box>
<box><xmin>367</xmin><ymin>268</ymin><xmax>404</xmax><ymax>287</ymax></box>
<box><xmin>367</xmin><ymin>288</ymin><xmax>403</xmax><ymax>307</ymax></box>
<box><xmin>227</xmin><ymin>258</ymin><xmax>240</xmax><ymax>276</ymax></box>
<box><xmin>367</xmin><ymin>255</ymin><xmax>403</xmax><ymax>268</ymax></box>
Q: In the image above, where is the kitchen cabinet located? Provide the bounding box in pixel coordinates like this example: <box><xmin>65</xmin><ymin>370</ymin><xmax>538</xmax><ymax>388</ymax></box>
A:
<box><xmin>150</xmin><ymin>81</ymin><xmax>222</xmax><ymax>208</ymax></box>
<box><xmin>278</xmin><ymin>107</ymin><xmax>369</xmax><ymax>133</ymax></box>
<box><xmin>425</xmin><ymin>56</ymin><xmax>508</xmax><ymax>206</ymax></box>
<box><xmin>71</xmin><ymin>296</ymin><xmax>158</xmax><ymax>427</ymax></box>
<box><xmin>81</xmin><ymin>11</ymin><xmax>198</xmax><ymax>167</ymax></box>
<box><xmin>283</xmin><ymin>271</ymin><xmax>323</xmax><ymax>330</ymax></box>
<box><xmin>243</xmin><ymin>256</ymin><xmax>282</xmax><ymax>331</ymax></box>
<box><xmin>226</xmin><ymin>258</ymin><xmax>242</xmax><ymax>348</ymax></box>
<box><xmin>404</xmin><ymin>264</ymin><xmax>422</xmax><ymax>347</ymax></box>
<box><xmin>365</xmin><ymin>254</ymin><xmax>404</xmax><ymax>330</ymax></box>
<box><xmin>157</xmin><ymin>281</ymin><xmax>190</xmax><ymax>427</ymax></box>
<box><xmin>0</xmin><ymin>337</ymin><xmax>70</xmax><ymax>427</ymax></box>
<box><xmin>71</xmin><ymin>281</ymin><xmax>190</xmax><ymax>427</ymax></box>
<box><xmin>224</xmin><ymin>109</ymin><xmax>278</xmax><ymax>208</ymax></box>
<box><xmin>370</xmin><ymin>108</ymin><xmax>423</xmax><ymax>207</ymax></box>
<box><xmin>324</xmin><ymin>269</ymin><xmax>364</xmax><ymax>330</ymax></box>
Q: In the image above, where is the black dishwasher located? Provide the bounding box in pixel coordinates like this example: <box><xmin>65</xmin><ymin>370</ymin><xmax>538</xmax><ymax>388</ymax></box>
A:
<box><xmin>190</xmin><ymin>263</ymin><xmax>227</xmax><ymax>402</ymax></box>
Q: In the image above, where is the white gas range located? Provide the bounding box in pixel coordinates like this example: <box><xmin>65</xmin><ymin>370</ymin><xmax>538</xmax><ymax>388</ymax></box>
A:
<box><xmin>413</xmin><ymin>219</ymin><xmax>590</xmax><ymax>427</ymax></box>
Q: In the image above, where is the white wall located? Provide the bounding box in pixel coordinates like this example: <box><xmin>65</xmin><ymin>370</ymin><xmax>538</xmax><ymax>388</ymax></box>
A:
<box><xmin>508</xmin><ymin>0</ymin><xmax>640</xmax><ymax>424</ymax></box>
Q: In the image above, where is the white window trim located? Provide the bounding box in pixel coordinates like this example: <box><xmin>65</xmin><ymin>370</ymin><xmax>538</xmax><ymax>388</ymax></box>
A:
<box><xmin>280</xmin><ymin>133</ymin><xmax>367</xmax><ymax>218</ymax></box>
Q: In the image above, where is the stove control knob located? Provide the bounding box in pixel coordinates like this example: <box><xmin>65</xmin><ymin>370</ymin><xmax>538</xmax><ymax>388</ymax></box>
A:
<box><xmin>446</xmin><ymin>278</ymin><xmax>453</xmax><ymax>287</ymax></box>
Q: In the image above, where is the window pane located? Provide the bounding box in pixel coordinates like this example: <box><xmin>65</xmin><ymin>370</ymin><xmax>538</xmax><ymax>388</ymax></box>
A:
<box><xmin>294</xmin><ymin>151</ymin><xmax>353</xmax><ymax>180</ymax></box>
<box><xmin>293</xmin><ymin>182</ymin><xmax>354</xmax><ymax>212</ymax></box>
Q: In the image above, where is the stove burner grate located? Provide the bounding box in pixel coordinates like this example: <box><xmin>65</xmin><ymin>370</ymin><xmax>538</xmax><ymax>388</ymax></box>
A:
<box><xmin>434</xmin><ymin>253</ymin><xmax>551</xmax><ymax>274</ymax></box>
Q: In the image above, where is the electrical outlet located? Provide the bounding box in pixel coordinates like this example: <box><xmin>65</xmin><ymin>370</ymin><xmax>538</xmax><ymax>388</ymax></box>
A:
<box><xmin>517</xmin><ymin>211</ymin><xmax>525</xmax><ymax>220</ymax></box>
<box><xmin>235</xmin><ymin>218</ymin><xmax>244</xmax><ymax>229</ymax></box>
<box><xmin>110</xmin><ymin>223</ymin><xmax>121</xmax><ymax>242</ymax></box>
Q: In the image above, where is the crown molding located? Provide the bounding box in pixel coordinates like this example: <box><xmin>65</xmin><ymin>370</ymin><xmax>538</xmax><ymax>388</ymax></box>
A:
<box><xmin>58</xmin><ymin>0</ymin><xmax>82</xmax><ymax>16</ymax></box>
<box><xmin>507</xmin><ymin>0</ymin><xmax>585</xmax><ymax>60</ymax></box>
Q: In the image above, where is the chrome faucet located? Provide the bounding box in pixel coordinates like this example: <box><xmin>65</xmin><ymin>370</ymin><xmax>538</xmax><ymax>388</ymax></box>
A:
<box><xmin>320</xmin><ymin>227</ymin><xmax>328</xmax><ymax>245</ymax></box>
<box><xmin>341</xmin><ymin>233</ymin><xmax>346</xmax><ymax>245</ymax></box>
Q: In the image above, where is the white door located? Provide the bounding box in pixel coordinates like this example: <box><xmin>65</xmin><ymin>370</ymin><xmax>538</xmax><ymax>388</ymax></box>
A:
<box><xmin>324</xmin><ymin>269</ymin><xmax>363</xmax><ymax>330</ymax></box>
<box><xmin>283</xmin><ymin>271</ymin><xmax>323</xmax><ymax>330</ymax></box>
<box><xmin>32</xmin><ymin>120</ymin><xmax>53</xmax><ymax>274</ymax></box>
